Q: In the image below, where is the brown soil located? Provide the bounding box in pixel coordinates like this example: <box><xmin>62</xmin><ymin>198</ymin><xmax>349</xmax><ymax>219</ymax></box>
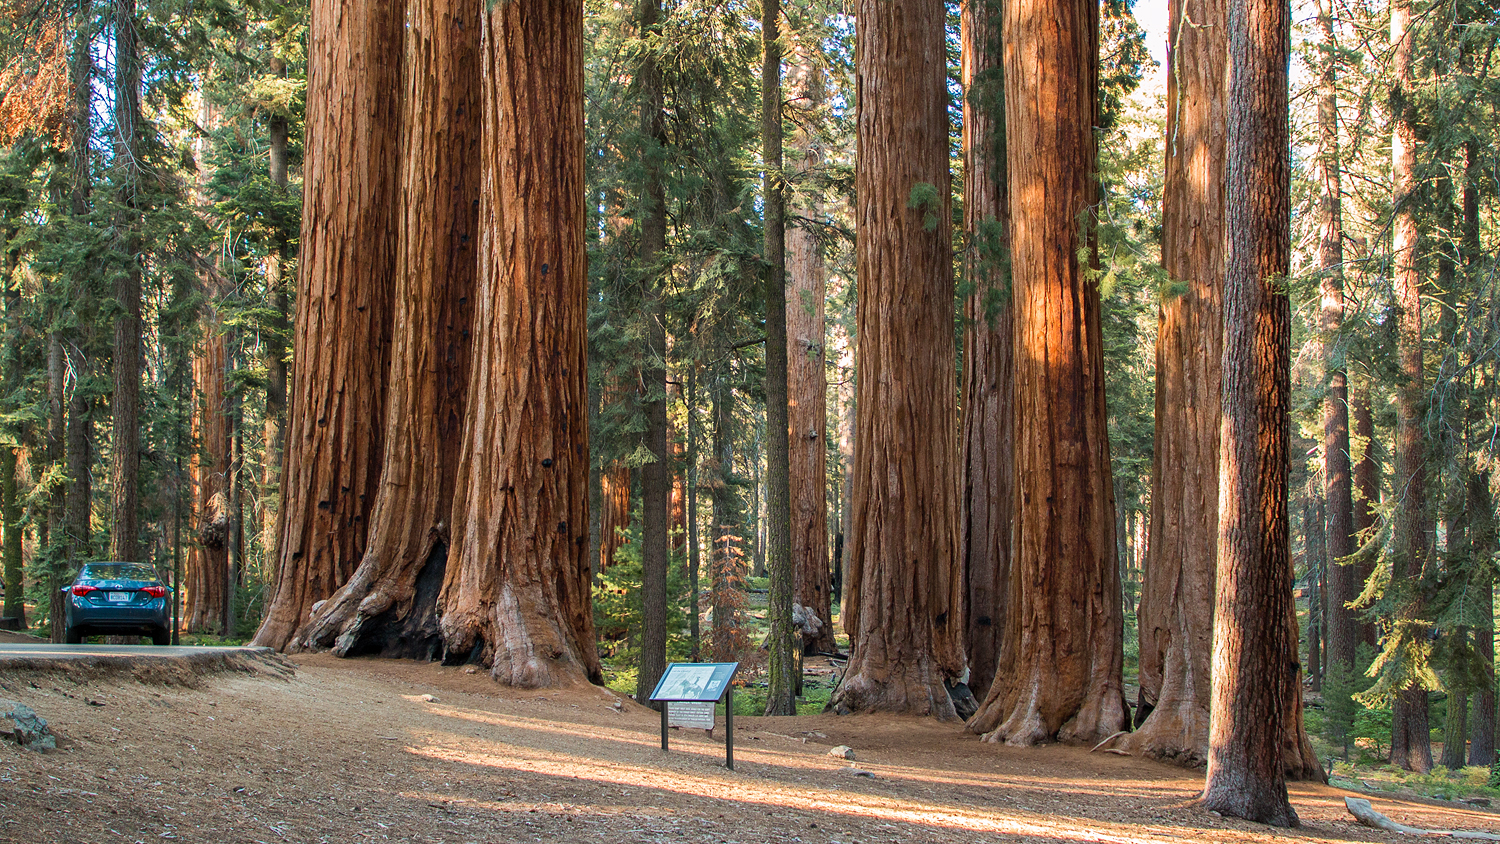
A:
<box><xmin>2</xmin><ymin>654</ymin><xmax>1495</xmax><ymax>844</ymax></box>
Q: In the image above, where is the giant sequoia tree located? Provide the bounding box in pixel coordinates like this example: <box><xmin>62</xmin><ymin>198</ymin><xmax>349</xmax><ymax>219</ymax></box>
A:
<box><xmin>1122</xmin><ymin>0</ymin><xmax>1225</xmax><ymax>764</ymax></box>
<box><xmin>252</xmin><ymin>0</ymin><xmax>402</xmax><ymax>650</ymax></box>
<box><xmin>967</xmin><ymin>0</ymin><xmax>1126</xmax><ymax>745</ymax></box>
<box><xmin>830</xmin><ymin>0</ymin><xmax>965</xmax><ymax>717</ymax></box>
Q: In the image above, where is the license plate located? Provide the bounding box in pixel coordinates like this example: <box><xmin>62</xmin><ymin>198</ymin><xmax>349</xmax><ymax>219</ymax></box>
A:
<box><xmin>107</xmin><ymin>591</ymin><xmax>130</xmax><ymax>603</ymax></box>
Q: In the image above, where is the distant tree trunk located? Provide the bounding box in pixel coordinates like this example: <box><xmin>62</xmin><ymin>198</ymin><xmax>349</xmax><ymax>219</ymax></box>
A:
<box><xmin>831</xmin><ymin>0</ymin><xmax>964</xmax><ymax>719</ymax></box>
<box><xmin>1</xmin><ymin>449</ymin><xmax>20</xmax><ymax>626</ymax></box>
<box><xmin>1470</xmin><ymin>469</ymin><xmax>1496</xmax><ymax>766</ymax></box>
<box><xmin>786</xmin><ymin>48</ymin><xmax>834</xmax><ymax>659</ymax></box>
<box><xmin>187</xmin><ymin>321</ymin><xmax>229</xmax><ymax>633</ymax></box>
<box><xmin>110</xmin><ymin>0</ymin><xmax>143</xmax><ymax>563</ymax></box>
<box><xmin>837</xmin><ymin>359</ymin><xmax>854</xmax><ymax>615</ymax></box>
<box><xmin>262</xmin><ymin>55</ymin><xmax>291</xmax><ymax>575</ymax></box>
<box><xmin>251</xmin><ymin>0</ymin><xmax>402</xmax><ymax>650</ymax></box>
<box><xmin>1465</xmin><ymin>147</ymin><xmax>1495</xmax><ymax>768</ymax></box>
<box><xmin>1316</xmin><ymin>0</ymin><xmax>1357</xmax><ymax>679</ymax></box>
<box><xmin>290</xmin><ymin>0</ymin><xmax>480</xmax><ymax>660</ymax></box>
<box><xmin>1386</xmin><ymin>0</ymin><xmax>1431</xmax><ymax>774</ymax></box>
<box><xmin>762</xmin><ymin>0</ymin><xmax>797</xmax><ymax>717</ymax></box>
<box><xmin>968</xmin><ymin>0</ymin><xmax>1124</xmax><ymax>744</ymax></box>
<box><xmin>1121</xmin><ymin>0</ymin><xmax>1224</xmax><ymax>765</ymax></box>
<box><xmin>958</xmin><ymin>0</ymin><xmax>1013</xmax><ymax>705</ymax></box>
<box><xmin>1352</xmin><ymin>386</ymin><xmax>1379</xmax><ymax>648</ymax></box>
<box><xmin>47</xmin><ymin>335</ymin><xmax>66</xmax><ymax>640</ymax></box>
<box><xmin>1305</xmin><ymin>490</ymin><xmax>1326</xmax><ymax>693</ymax></box>
<box><xmin>599</xmin><ymin>462</ymin><xmax>630</xmax><ymax>571</ymax></box>
<box><xmin>1443</xmin><ymin>658</ymin><xmax>1469</xmax><ymax>770</ymax></box>
<box><xmin>1199</xmin><ymin>0</ymin><xmax>1304</xmax><ymax>821</ymax></box>
<box><xmin>635</xmin><ymin>0</ymin><xmax>670</xmax><ymax>706</ymax></box>
<box><xmin>710</xmin><ymin>367</ymin><xmax>744</xmax><ymax>661</ymax></box>
<box><xmin>436</xmin><ymin>0</ymin><xmax>600</xmax><ymax>687</ymax></box>
<box><xmin>687</xmin><ymin>367</ymin><xmax>701</xmax><ymax>661</ymax></box>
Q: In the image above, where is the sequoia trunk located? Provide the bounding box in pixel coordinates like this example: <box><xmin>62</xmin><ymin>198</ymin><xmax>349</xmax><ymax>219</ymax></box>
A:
<box><xmin>1122</xmin><ymin>0</ymin><xmax>1225</xmax><ymax>765</ymax></box>
<box><xmin>292</xmin><ymin>0</ymin><xmax>480</xmax><ymax>660</ymax></box>
<box><xmin>436</xmin><ymin>0</ymin><xmax>600</xmax><ymax>687</ymax></box>
<box><xmin>968</xmin><ymin>0</ymin><xmax>1125</xmax><ymax>744</ymax></box>
<box><xmin>958</xmin><ymin>0</ymin><xmax>1014</xmax><ymax>704</ymax></box>
<box><xmin>831</xmin><ymin>0</ymin><xmax>965</xmax><ymax>718</ymax></box>
<box><xmin>251</xmin><ymin>0</ymin><xmax>402</xmax><ymax>650</ymax></box>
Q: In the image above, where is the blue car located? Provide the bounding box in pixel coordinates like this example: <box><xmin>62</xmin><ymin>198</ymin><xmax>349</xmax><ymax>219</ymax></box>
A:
<box><xmin>62</xmin><ymin>562</ymin><xmax>173</xmax><ymax>645</ymax></box>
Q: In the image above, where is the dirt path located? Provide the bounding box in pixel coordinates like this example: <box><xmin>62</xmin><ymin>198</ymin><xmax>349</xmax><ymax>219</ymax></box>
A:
<box><xmin>2</xmin><ymin>654</ymin><xmax>1495</xmax><ymax>844</ymax></box>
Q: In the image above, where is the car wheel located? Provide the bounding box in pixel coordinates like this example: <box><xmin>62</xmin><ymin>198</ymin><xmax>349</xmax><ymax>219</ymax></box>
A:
<box><xmin>151</xmin><ymin>628</ymin><xmax>171</xmax><ymax>646</ymax></box>
<box><xmin>65</xmin><ymin>625</ymin><xmax>85</xmax><ymax>644</ymax></box>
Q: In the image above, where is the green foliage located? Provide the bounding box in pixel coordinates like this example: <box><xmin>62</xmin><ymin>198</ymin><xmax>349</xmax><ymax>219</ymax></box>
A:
<box><xmin>906</xmin><ymin>181</ymin><xmax>942</xmax><ymax>232</ymax></box>
<box><xmin>1324</xmin><ymin>643</ymin><xmax>1378</xmax><ymax>758</ymax></box>
<box><xmin>593</xmin><ymin>517</ymin><xmax>693</xmax><ymax>669</ymax></box>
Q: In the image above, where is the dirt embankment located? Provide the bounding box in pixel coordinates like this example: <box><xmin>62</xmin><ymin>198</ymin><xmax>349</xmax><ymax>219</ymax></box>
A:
<box><xmin>2</xmin><ymin>653</ymin><xmax>1496</xmax><ymax>844</ymax></box>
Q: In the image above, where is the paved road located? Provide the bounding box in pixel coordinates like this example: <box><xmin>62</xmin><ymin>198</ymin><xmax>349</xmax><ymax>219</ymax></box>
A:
<box><xmin>0</xmin><ymin>642</ymin><xmax>275</xmax><ymax>662</ymax></box>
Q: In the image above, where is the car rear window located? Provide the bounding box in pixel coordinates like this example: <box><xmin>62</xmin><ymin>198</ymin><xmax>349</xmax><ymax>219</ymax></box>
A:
<box><xmin>82</xmin><ymin>563</ymin><xmax>159</xmax><ymax>581</ymax></box>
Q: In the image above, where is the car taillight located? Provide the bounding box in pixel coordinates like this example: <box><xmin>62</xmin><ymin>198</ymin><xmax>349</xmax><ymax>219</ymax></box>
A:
<box><xmin>71</xmin><ymin>585</ymin><xmax>97</xmax><ymax>596</ymax></box>
<box><xmin>141</xmin><ymin>586</ymin><xmax>167</xmax><ymax>598</ymax></box>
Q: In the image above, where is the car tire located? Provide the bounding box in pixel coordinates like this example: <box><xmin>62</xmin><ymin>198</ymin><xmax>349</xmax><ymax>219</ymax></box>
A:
<box><xmin>151</xmin><ymin>628</ymin><xmax>171</xmax><ymax>646</ymax></box>
<box><xmin>65</xmin><ymin>625</ymin><xmax>85</xmax><ymax>644</ymax></box>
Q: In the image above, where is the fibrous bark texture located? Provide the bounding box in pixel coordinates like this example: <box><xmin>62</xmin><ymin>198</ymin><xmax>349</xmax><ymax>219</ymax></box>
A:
<box><xmin>436</xmin><ymin>0</ymin><xmax>600</xmax><ymax>688</ymax></box>
<box><xmin>1199</xmin><ymin>0</ymin><xmax>1304</xmax><ymax>821</ymax></box>
<box><xmin>786</xmin><ymin>49</ymin><xmax>834</xmax><ymax>658</ymax></box>
<box><xmin>187</xmin><ymin>320</ymin><xmax>229</xmax><ymax>632</ymax></box>
<box><xmin>293</xmin><ymin>0</ymin><xmax>480</xmax><ymax>661</ymax></box>
<box><xmin>110</xmin><ymin>0</ymin><xmax>143</xmax><ymax>564</ymax></box>
<box><xmin>1122</xmin><ymin>0</ymin><xmax>1225</xmax><ymax>767</ymax></box>
<box><xmin>958</xmin><ymin>0</ymin><xmax>1013</xmax><ymax>704</ymax></box>
<box><xmin>832</xmin><ymin>0</ymin><xmax>964</xmax><ymax>718</ymax></box>
<box><xmin>251</xmin><ymin>0</ymin><xmax>402</xmax><ymax>651</ymax></box>
<box><xmin>967</xmin><ymin>0</ymin><xmax>1125</xmax><ymax>745</ymax></box>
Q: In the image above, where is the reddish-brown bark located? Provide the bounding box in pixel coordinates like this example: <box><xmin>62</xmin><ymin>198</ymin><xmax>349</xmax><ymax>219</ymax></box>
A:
<box><xmin>958</xmin><ymin>0</ymin><xmax>1014</xmax><ymax>704</ymax></box>
<box><xmin>1121</xmin><ymin>0</ymin><xmax>1225</xmax><ymax>766</ymax></box>
<box><xmin>251</xmin><ymin>0</ymin><xmax>402</xmax><ymax>651</ymax></box>
<box><xmin>291</xmin><ymin>0</ymin><xmax>481</xmax><ymax>660</ymax></box>
<box><xmin>831</xmin><ymin>0</ymin><xmax>965</xmax><ymax>718</ymax></box>
<box><xmin>967</xmin><ymin>0</ymin><xmax>1125</xmax><ymax>745</ymax></box>
<box><xmin>187</xmin><ymin>320</ymin><xmax>229</xmax><ymax>633</ymax></box>
<box><xmin>436</xmin><ymin>0</ymin><xmax>600</xmax><ymax>687</ymax></box>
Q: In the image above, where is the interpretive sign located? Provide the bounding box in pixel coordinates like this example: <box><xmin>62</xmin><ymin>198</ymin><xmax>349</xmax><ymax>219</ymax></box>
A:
<box><xmin>649</xmin><ymin>662</ymin><xmax>739</xmax><ymax>770</ymax></box>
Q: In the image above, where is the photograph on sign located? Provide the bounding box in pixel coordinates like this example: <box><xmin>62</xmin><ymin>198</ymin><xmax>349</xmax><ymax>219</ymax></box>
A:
<box><xmin>650</xmin><ymin>662</ymin><xmax>738</xmax><ymax>702</ymax></box>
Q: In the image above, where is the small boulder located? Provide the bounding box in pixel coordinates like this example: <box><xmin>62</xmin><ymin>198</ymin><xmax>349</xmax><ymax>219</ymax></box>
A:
<box><xmin>420</xmin><ymin>694</ymin><xmax>439</xmax><ymax>703</ymax></box>
<box><xmin>0</xmin><ymin>699</ymin><xmax>57</xmax><ymax>752</ymax></box>
<box><xmin>828</xmin><ymin>745</ymin><xmax>855</xmax><ymax>760</ymax></box>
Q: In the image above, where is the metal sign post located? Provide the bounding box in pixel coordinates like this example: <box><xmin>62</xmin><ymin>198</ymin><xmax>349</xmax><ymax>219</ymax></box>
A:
<box><xmin>649</xmin><ymin>662</ymin><xmax>739</xmax><ymax>771</ymax></box>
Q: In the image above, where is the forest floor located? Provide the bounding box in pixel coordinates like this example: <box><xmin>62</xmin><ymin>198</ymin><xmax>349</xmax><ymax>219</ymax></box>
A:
<box><xmin>3</xmin><ymin>637</ymin><xmax>1499</xmax><ymax>844</ymax></box>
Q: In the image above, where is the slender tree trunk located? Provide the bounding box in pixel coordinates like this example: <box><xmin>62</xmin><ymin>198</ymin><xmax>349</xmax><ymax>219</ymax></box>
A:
<box><xmin>687</xmin><ymin>367</ymin><xmax>701</xmax><ymax>661</ymax></box>
<box><xmin>262</xmin><ymin>56</ymin><xmax>291</xmax><ymax>576</ymax></box>
<box><xmin>837</xmin><ymin>353</ymin><xmax>854</xmax><ymax>616</ymax></box>
<box><xmin>762</xmin><ymin>0</ymin><xmax>796</xmax><ymax>717</ymax></box>
<box><xmin>1313</xmin><ymin>0</ymin><xmax>1358</xmax><ymax>680</ymax></box>
<box><xmin>635</xmin><ymin>0</ymin><xmax>670</xmax><ymax>706</ymax></box>
<box><xmin>786</xmin><ymin>46</ymin><xmax>834</xmax><ymax>659</ymax></box>
<box><xmin>1465</xmin><ymin>146</ymin><xmax>1495</xmax><ymax>768</ymax></box>
<box><xmin>47</xmin><ymin>335</ymin><xmax>66</xmax><ymax>640</ymax></box>
<box><xmin>1122</xmin><ymin>0</ymin><xmax>1225</xmax><ymax>764</ymax></box>
<box><xmin>969</xmin><ymin>0</ymin><xmax>1123</xmax><ymax>744</ymax></box>
<box><xmin>1352</xmin><ymin>386</ymin><xmax>1380</xmax><ymax>648</ymax></box>
<box><xmin>710</xmin><ymin>367</ymin><xmax>744</xmax><ymax>661</ymax></box>
<box><xmin>1</xmin><ymin>449</ymin><xmax>20</xmax><ymax>626</ymax></box>
<box><xmin>250</xmin><ymin>0</ymin><xmax>402</xmax><ymax>650</ymax></box>
<box><xmin>291</xmin><ymin>0</ymin><xmax>480</xmax><ymax>661</ymax></box>
<box><xmin>1470</xmin><ymin>469</ymin><xmax>1496</xmax><ymax>765</ymax></box>
<box><xmin>1306</xmin><ymin>490</ymin><xmax>1326</xmax><ymax>693</ymax></box>
<box><xmin>1386</xmin><ymin>0</ymin><xmax>1432</xmax><ymax>773</ymax></box>
<box><xmin>110</xmin><ymin>0</ymin><xmax>143</xmax><ymax>564</ymax></box>
<box><xmin>959</xmin><ymin>0</ymin><xmax>1013</xmax><ymax>706</ymax></box>
<box><xmin>1199</xmin><ymin>0</ymin><xmax>1304</xmax><ymax>818</ymax></box>
<box><xmin>831</xmin><ymin>0</ymin><xmax>964</xmax><ymax>719</ymax></box>
<box><xmin>436</xmin><ymin>0</ymin><xmax>600</xmax><ymax>686</ymax></box>
<box><xmin>1443</xmin><ymin>660</ymin><xmax>1469</xmax><ymax>769</ymax></box>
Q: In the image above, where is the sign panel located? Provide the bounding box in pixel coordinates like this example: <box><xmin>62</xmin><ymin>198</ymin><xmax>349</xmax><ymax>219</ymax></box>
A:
<box><xmin>649</xmin><ymin>662</ymin><xmax>737</xmax><ymax>702</ymax></box>
<box><xmin>666</xmin><ymin>700</ymin><xmax>715</xmax><ymax>730</ymax></box>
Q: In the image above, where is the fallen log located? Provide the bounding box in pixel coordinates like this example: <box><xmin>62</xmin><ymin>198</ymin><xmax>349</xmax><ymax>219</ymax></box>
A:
<box><xmin>1344</xmin><ymin>796</ymin><xmax>1500</xmax><ymax>840</ymax></box>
